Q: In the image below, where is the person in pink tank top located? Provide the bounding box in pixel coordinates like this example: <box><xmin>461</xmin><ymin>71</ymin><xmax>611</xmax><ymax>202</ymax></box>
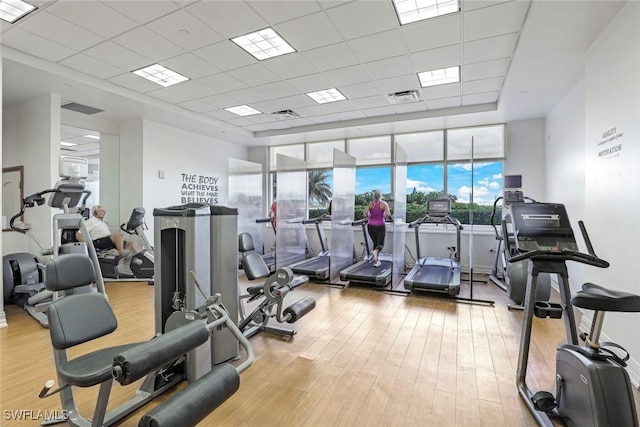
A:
<box><xmin>363</xmin><ymin>189</ymin><xmax>392</xmax><ymax>267</ymax></box>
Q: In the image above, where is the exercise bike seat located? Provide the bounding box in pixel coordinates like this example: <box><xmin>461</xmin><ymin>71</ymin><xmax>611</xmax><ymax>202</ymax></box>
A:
<box><xmin>572</xmin><ymin>282</ymin><xmax>640</xmax><ymax>312</ymax></box>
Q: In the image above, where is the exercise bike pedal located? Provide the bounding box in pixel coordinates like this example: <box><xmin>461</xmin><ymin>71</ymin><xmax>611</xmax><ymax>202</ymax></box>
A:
<box><xmin>531</xmin><ymin>391</ymin><xmax>557</xmax><ymax>412</ymax></box>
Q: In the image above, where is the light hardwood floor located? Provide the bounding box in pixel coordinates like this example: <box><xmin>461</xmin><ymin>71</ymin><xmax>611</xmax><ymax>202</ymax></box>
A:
<box><xmin>1</xmin><ymin>276</ymin><xmax>639</xmax><ymax>426</ymax></box>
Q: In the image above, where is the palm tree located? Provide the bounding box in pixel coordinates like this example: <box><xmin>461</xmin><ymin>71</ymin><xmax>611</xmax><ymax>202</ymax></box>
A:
<box><xmin>308</xmin><ymin>169</ymin><xmax>332</xmax><ymax>207</ymax></box>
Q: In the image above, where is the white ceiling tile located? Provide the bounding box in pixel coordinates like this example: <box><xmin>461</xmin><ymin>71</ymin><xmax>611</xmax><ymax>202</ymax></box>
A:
<box><xmin>84</xmin><ymin>41</ymin><xmax>152</xmax><ymax>72</ymax></box>
<box><xmin>411</xmin><ymin>44</ymin><xmax>461</xmax><ymax>72</ymax></box>
<box><xmin>275</xmin><ymin>12</ymin><xmax>344</xmax><ymax>52</ymax></box>
<box><xmin>204</xmin><ymin>108</ymin><xmax>238</xmax><ymax>121</ymax></box>
<box><xmin>112</xmin><ymin>27</ymin><xmax>185</xmax><ymax>62</ymax></box>
<box><xmin>197</xmin><ymin>94</ymin><xmax>242</xmax><ymax>110</ymax></box>
<box><xmin>179</xmin><ymin>99</ymin><xmax>218</xmax><ymax>113</ymax></box>
<box><xmin>463</xmin><ymin>76</ymin><xmax>504</xmax><ymax>94</ymax></box>
<box><xmin>108</xmin><ymin>72</ymin><xmax>161</xmax><ymax>93</ymax></box>
<box><xmin>255</xmin><ymin>81</ymin><xmax>301</xmax><ymax>99</ymax></box>
<box><xmin>225</xmin><ymin>87</ymin><xmax>271</xmax><ymax>104</ymax></box>
<box><xmin>104</xmin><ymin>1</ymin><xmax>180</xmax><ymax>25</ymax></box>
<box><xmin>326</xmin><ymin>0</ymin><xmax>398</xmax><ymax>40</ymax></box>
<box><xmin>47</xmin><ymin>1</ymin><xmax>139</xmax><ymax>39</ymax></box>
<box><xmin>462</xmin><ymin>0</ymin><xmax>509</xmax><ymax>13</ymax></box>
<box><xmin>352</xmin><ymin>95</ymin><xmax>390</xmax><ymax>109</ymax></box>
<box><xmin>308</xmin><ymin>113</ymin><xmax>342</xmax><ymax>124</ymax></box>
<box><xmin>364</xmin><ymin>55</ymin><xmax>414</xmax><ymax>80</ymax></box>
<box><xmin>244</xmin><ymin>123</ymin><xmax>272</xmax><ymax>132</ymax></box>
<box><xmin>375</xmin><ymin>75</ymin><xmax>422</xmax><ymax>95</ymax></box>
<box><xmin>228</xmin><ymin>63</ymin><xmax>282</xmax><ymax>87</ymax></box>
<box><xmin>333</xmin><ymin>110</ymin><xmax>367</xmax><ymax>121</ymax></box>
<box><xmin>59</xmin><ymin>54</ymin><xmax>123</xmax><ymax>79</ymax></box>
<box><xmin>248</xmin><ymin>111</ymin><xmax>287</xmax><ymax>123</ymax></box>
<box><xmin>348</xmin><ymin>29</ymin><xmax>407</xmax><ymax>63</ymax></box>
<box><xmin>422</xmin><ymin>82</ymin><xmax>461</xmax><ymax>100</ymax></box>
<box><xmin>271</xmin><ymin>94</ymin><xmax>318</xmax><ymax>109</ymax></box>
<box><xmin>340</xmin><ymin>81</ymin><xmax>382</xmax><ymax>99</ymax></box>
<box><xmin>161</xmin><ymin>53</ymin><xmax>221</xmax><ymax>80</ymax></box>
<box><xmin>326</xmin><ymin>100</ymin><xmax>359</xmax><ymax>114</ymax></box>
<box><xmin>295</xmin><ymin>104</ymin><xmax>335</xmax><ymax>117</ymax></box>
<box><xmin>393</xmin><ymin>102</ymin><xmax>427</xmax><ymax>114</ymax></box>
<box><xmin>146</xmin><ymin>9</ymin><xmax>225</xmax><ymax>51</ymax></box>
<box><xmin>274</xmin><ymin>117</ymin><xmax>316</xmax><ymax>127</ymax></box>
<box><xmin>464</xmin><ymin>1</ymin><xmax>530</xmax><ymax>41</ymax></box>
<box><xmin>287</xmin><ymin>73</ymin><xmax>335</xmax><ymax>93</ymax></box>
<box><xmin>247</xmin><ymin>0</ymin><xmax>322</xmax><ymax>24</ymax></box>
<box><xmin>463</xmin><ymin>33</ymin><xmax>519</xmax><ymax>64</ymax></box>
<box><xmin>425</xmin><ymin>96</ymin><xmax>461</xmax><ymax>109</ymax></box>
<box><xmin>301</xmin><ymin>42</ymin><xmax>360</xmax><ymax>72</ymax></box>
<box><xmin>193</xmin><ymin>41</ymin><xmax>256</xmax><ymax>71</ymax></box>
<box><xmin>462</xmin><ymin>91</ymin><xmax>499</xmax><ymax>105</ymax></box>
<box><xmin>462</xmin><ymin>58</ymin><xmax>510</xmax><ymax>81</ymax></box>
<box><xmin>361</xmin><ymin>105</ymin><xmax>397</xmax><ymax>117</ymax></box>
<box><xmin>185</xmin><ymin>1</ymin><xmax>268</xmax><ymax>38</ymax></box>
<box><xmin>261</xmin><ymin>53</ymin><xmax>318</xmax><ymax>80</ymax></box>
<box><xmin>225</xmin><ymin>116</ymin><xmax>259</xmax><ymax>127</ymax></box>
<box><xmin>197</xmin><ymin>73</ymin><xmax>247</xmax><ymax>93</ymax></box>
<box><xmin>265</xmin><ymin>120</ymin><xmax>295</xmax><ymax>130</ymax></box>
<box><xmin>147</xmin><ymin>80</ymin><xmax>219</xmax><ymax>104</ymax></box>
<box><xmin>0</xmin><ymin>27</ymin><xmax>75</xmax><ymax>62</ymax></box>
<box><xmin>401</xmin><ymin>14</ymin><xmax>461</xmax><ymax>53</ymax></box>
<box><xmin>324</xmin><ymin>65</ymin><xmax>372</xmax><ymax>87</ymax></box>
<box><xmin>18</xmin><ymin>11</ymin><xmax>104</xmax><ymax>51</ymax></box>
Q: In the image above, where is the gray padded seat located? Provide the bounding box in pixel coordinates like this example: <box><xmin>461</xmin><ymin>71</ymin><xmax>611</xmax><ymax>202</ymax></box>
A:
<box><xmin>45</xmin><ymin>254</ymin><xmax>140</xmax><ymax>387</ymax></box>
<box><xmin>238</xmin><ymin>233</ymin><xmax>271</xmax><ymax>281</ymax></box>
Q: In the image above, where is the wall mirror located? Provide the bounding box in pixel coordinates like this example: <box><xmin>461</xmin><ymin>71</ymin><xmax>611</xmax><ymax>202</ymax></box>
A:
<box><xmin>3</xmin><ymin>165</ymin><xmax>24</xmax><ymax>231</ymax></box>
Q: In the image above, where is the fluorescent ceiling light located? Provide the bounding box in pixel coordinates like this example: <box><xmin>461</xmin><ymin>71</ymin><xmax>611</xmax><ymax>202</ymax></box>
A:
<box><xmin>82</xmin><ymin>134</ymin><xmax>99</xmax><ymax>140</ymax></box>
<box><xmin>231</xmin><ymin>27</ymin><xmax>295</xmax><ymax>61</ymax></box>
<box><xmin>418</xmin><ymin>66</ymin><xmax>460</xmax><ymax>87</ymax></box>
<box><xmin>132</xmin><ymin>64</ymin><xmax>189</xmax><ymax>87</ymax></box>
<box><xmin>306</xmin><ymin>88</ymin><xmax>347</xmax><ymax>104</ymax></box>
<box><xmin>225</xmin><ymin>105</ymin><xmax>262</xmax><ymax>117</ymax></box>
<box><xmin>392</xmin><ymin>0</ymin><xmax>459</xmax><ymax>25</ymax></box>
<box><xmin>60</xmin><ymin>141</ymin><xmax>77</xmax><ymax>147</ymax></box>
<box><xmin>0</xmin><ymin>0</ymin><xmax>36</xmax><ymax>24</ymax></box>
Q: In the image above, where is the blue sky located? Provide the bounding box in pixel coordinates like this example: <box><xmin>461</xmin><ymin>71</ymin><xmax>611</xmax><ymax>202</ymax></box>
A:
<box><xmin>353</xmin><ymin>162</ymin><xmax>504</xmax><ymax>206</ymax></box>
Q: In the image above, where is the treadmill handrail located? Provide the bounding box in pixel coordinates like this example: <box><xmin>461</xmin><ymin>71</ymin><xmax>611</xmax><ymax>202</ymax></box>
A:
<box><xmin>302</xmin><ymin>213</ymin><xmax>330</xmax><ymax>224</ymax></box>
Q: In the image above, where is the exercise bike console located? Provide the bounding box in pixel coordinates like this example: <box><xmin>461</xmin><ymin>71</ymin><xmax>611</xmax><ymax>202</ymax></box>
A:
<box><xmin>508</xmin><ymin>202</ymin><xmax>638</xmax><ymax>427</ymax></box>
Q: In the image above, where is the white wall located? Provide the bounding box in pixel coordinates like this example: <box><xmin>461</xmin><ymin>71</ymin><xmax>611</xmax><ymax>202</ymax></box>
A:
<box><xmin>505</xmin><ymin>118</ymin><xmax>546</xmax><ymax>201</ymax></box>
<box><xmin>141</xmin><ymin>120</ymin><xmax>248</xmax><ymax>244</ymax></box>
<box><xmin>545</xmin><ymin>1</ymin><xmax>640</xmax><ymax>385</ymax></box>
<box><xmin>2</xmin><ymin>95</ymin><xmax>61</xmax><ymax>257</ymax></box>
<box><xmin>584</xmin><ymin>0</ymin><xmax>640</xmax><ymax>380</ymax></box>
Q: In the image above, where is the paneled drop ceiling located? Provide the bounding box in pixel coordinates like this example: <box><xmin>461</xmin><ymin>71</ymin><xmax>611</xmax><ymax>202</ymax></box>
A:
<box><xmin>1</xmin><ymin>0</ymin><xmax>627</xmax><ymax>146</ymax></box>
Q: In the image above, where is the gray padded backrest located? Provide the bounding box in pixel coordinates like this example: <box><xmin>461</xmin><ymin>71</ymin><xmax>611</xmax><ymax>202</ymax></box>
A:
<box><xmin>238</xmin><ymin>232</ymin><xmax>256</xmax><ymax>252</ymax></box>
<box><xmin>47</xmin><ymin>293</ymin><xmax>117</xmax><ymax>349</ymax></box>
<box><xmin>45</xmin><ymin>253</ymin><xmax>95</xmax><ymax>291</ymax></box>
<box><xmin>241</xmin><ymin>253</ymin><xmax>270</xmax><ymax>281</ymax></box>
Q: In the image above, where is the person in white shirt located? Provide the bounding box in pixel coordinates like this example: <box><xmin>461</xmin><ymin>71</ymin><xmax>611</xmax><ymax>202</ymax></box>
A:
<box><xmin>78</xmin><ymin>205</ymin><xmax>129</xmax><ymax>257</ymax></box>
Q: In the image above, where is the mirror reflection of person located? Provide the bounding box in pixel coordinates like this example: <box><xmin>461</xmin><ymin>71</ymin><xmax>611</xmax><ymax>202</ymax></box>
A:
<box><xmin>363</xmin><ymin>190</ymin><xmax>391</xmax><ymax>267</ymax></box>
<box><xmin>77</xmin><ymin>205</ymin><xmax>136</xmax><ymax>257</ymax></box>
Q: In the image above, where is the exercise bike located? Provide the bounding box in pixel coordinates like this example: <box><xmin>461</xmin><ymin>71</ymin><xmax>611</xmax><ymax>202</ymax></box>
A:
<box><xmin>508</xmin><ymin>202</ymin><xmax>639</xmax><ymax>427</ymax></box>
<box><xmin>97</xmin><ymin>207</ymin><xmax>154</xmax><ymax>282</ymax></box>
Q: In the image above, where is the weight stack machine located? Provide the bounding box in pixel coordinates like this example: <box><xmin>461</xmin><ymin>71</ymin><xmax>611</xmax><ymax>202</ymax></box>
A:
<box><xmin>153</xmin><ymin>203</ymin><xmax>238</xmax><ymax>381</ymax></box>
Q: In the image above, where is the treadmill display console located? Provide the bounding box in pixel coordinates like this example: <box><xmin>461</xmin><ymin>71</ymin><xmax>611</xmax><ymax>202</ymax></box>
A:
<box><xmin>510</xmin><ymin>203</ymin><xmax>579</xmax><ymax>253</ymax></box>
<box><xmin>426</xmin><ymin>198</ymin><xmax>451</xmax><ymax>216</ymax></box>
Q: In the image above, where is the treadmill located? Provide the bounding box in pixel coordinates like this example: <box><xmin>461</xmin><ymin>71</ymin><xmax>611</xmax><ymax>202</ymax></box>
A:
<box><xmin>255</xmin><ymin>217</ymin><xmax>276</xmax><ymax>272</ymax></box>
<box><xmin>404</xmin><ymin>198</ymin><xmax>462</xmax><ymax>296</ymax></box>
<box><xmin>289</xmin><ymin>214</ymin><xmax>331</xmax><ymax>280</ymax></box>
<box><xmin>339</xmin><ymin>218</ymin><xmax>392</xmax><ymax>287</ymax></box>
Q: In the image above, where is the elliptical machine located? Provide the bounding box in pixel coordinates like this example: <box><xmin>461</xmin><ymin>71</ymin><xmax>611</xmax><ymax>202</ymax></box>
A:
<box><xmin>508</xmin><ymin>202</ymin><xmax>639</xmax><ymax>427</ymax></box>
<box><xmin>489</xmin><ymin>174</ymin><xmax>551</xmax><ymax>308</ymax></box>
<box><xmin>4</xmin><ymin>156</ymin><xmax>105</xmax><ymax>327</ymax></box>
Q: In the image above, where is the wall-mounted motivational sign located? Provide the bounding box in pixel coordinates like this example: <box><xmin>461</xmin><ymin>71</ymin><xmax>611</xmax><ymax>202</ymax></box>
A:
<box><xmin>180</xmin><ymin>173</ymin><xmax>219</xmax><ymax>204</ymax></box>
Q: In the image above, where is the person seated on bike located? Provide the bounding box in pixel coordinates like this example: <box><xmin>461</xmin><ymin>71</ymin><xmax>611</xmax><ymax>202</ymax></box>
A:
<box><xmin>77</xmin><ymin>205</ymin><xmax>138</xmax><ymax>257</ymax></box>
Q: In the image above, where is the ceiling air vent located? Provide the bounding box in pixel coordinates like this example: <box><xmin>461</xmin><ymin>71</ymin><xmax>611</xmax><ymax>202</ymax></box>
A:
<box><xmin>61</xmin><ymin>102</ymin><xmax>104</xmax><ymax>115</ymax></box>
<box><xmin>271</xmin><ymin>109</ymin><xmax>300</xmax><ymax>119</ymax></box>
<box><xmin>386</xmin><ymin>90</ymin><xmax>423</xmax><ymax>105</ymax></box>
